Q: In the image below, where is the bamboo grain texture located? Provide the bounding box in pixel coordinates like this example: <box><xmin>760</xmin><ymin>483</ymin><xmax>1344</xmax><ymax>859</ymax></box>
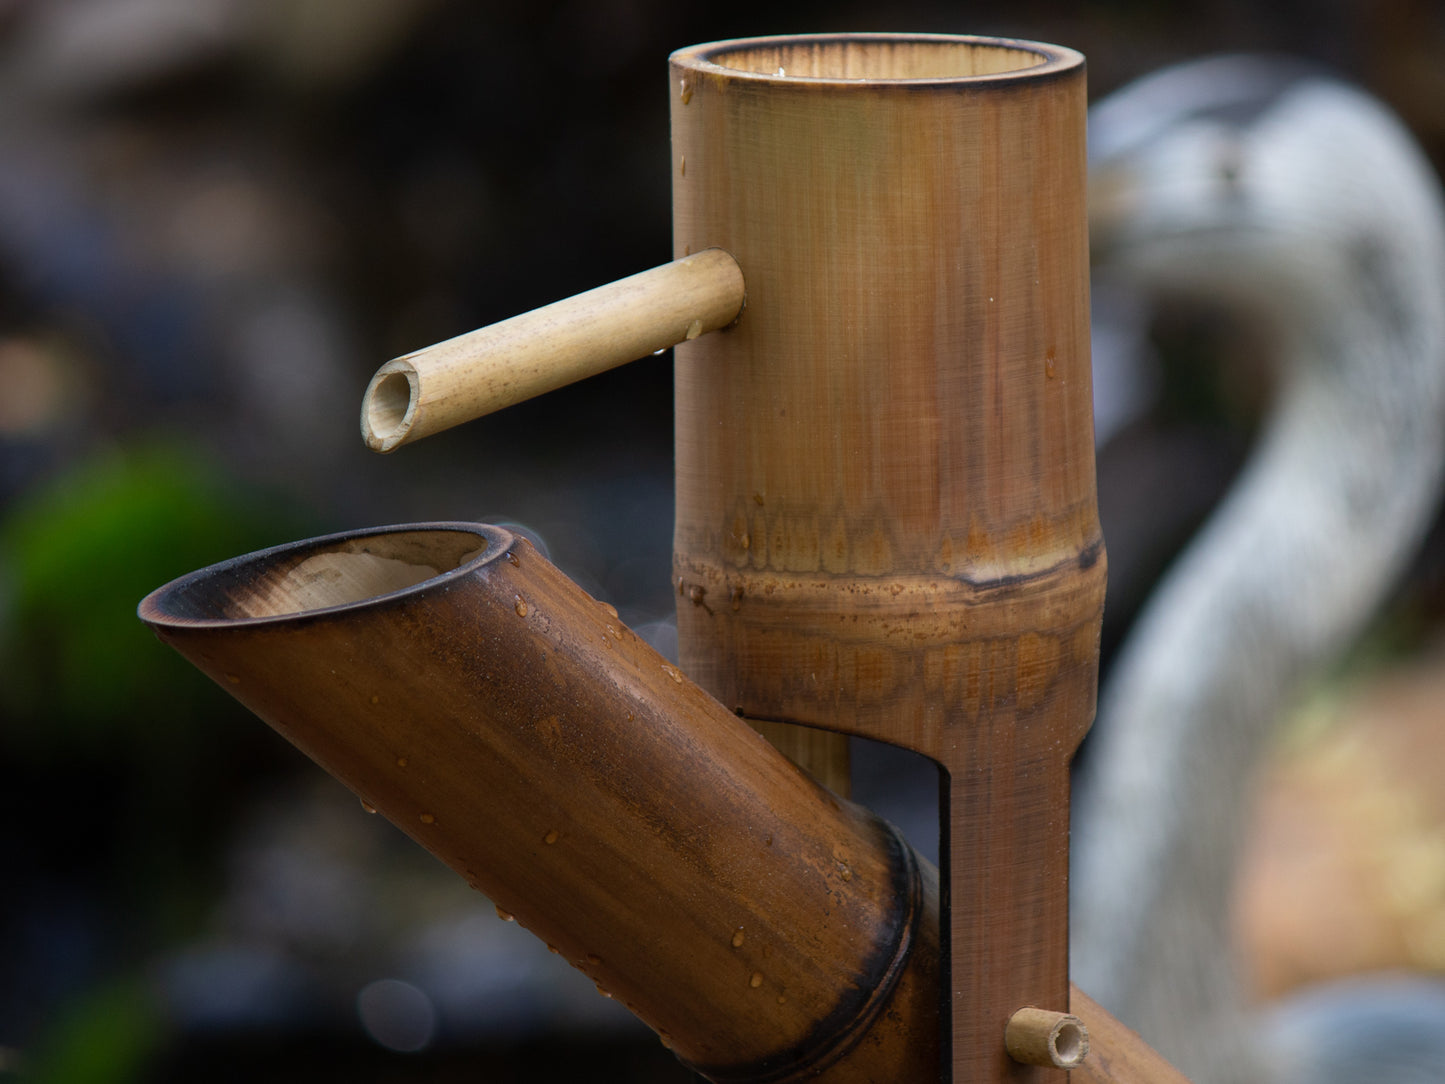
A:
<box><xmin>669</xmin><ymin>34</ymin><xmax>1101</xmax><ymax>1084</ymax></box>
<box><xmin>361</xmin><ymin>248</ymin><xmax>744</xmax><ymax>451</ymax></box>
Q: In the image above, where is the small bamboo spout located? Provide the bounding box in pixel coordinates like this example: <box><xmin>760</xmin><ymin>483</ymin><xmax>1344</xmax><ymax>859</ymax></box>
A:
<box><xmin>361</xmin><ymin>248</ymin><xmax>745</xmax><ymax>451</ymax></box>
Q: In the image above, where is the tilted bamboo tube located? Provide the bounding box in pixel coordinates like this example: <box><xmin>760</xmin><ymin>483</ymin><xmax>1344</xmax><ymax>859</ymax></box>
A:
<box><xmin>361</xmin><ymin>248</ymin><xmax>744</xmax><ymax>452</ymax></box>
<box><xmin>669</xmin><ymin>34</ymin><xmax>1103</xmax><ymax>1084</ymax></box>
<box><xmin>139</xmin><ymin>522</ymin><xmax>1188</xmax><ymax>1083</ymax></box>
<box><xmin>138</xmin><ymin>524</ymin><xmax>939</xmax><ymax>1081</ymax></box>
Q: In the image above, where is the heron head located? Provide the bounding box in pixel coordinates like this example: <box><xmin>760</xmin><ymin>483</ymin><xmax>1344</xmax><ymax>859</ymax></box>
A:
<box><xmin>1088</xmin><ymin>55</ymin><xmax>1445</xmax><ymax>334</ymax></box>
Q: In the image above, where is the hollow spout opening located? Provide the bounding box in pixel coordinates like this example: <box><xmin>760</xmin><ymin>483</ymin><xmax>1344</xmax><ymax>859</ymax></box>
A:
<box><xmin>361</xmin><ymin>362</ymin><xmax>419</xmax><ymax>452</ymax></box>
<box><xmin>677</xmin><ymin>33</ymin><xmax>1078</xmax><ymax>83</ymax></box>
<box><xmin>139</xmin><ymin>524</ymin><xmax>505</xmax><ymax>626</ymax></box>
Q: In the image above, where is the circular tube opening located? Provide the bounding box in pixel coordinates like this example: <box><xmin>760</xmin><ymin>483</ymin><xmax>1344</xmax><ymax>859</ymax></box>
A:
<box><xmin>362</xmin><ymin>366</ymin><xmax>417</xmax><ymax>451</ymax></box>
<box><xmin>139</xmin><ymin>524</ymin><xmax>508</xmax><ymax>626</ymax></box>
<box><xmin>675</xmin><ymin>33</ymin><xmax>1079</xmax><ymax>84</ymax></box>
<box><xmin>1051</xmin><ymin>1020</ymin><xmax>1088</xmax><ymax>1067</ymax></box>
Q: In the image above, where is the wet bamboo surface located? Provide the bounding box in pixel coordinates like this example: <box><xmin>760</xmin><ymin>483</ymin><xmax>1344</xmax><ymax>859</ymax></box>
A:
<box><xmin>669</xmin><ymin>35</ymin><xmax>1103</xmax><ymax>1084</ymax></box>
<box><xmin>139</xmin><ymin>525</ymin><xmax>941</xmax><ymax>1082</ymax></box>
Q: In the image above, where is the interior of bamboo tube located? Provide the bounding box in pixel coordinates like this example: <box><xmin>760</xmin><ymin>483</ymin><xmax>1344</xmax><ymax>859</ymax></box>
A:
<box><xmin>1053</xmin><ymin>1020</ymin><xmax>1086</xmax><ymax>1064</ymax></box>
<box><xmin>701</xmin><ymin>38</ymin><xmax>1047</xmax><ymax>79</ymax></box>
<box><xmin>147</xmin><ymin>529</ymin><xmax>492</xmax><ymax>622</ymax></box>
<box><xmin>364</xmin><ymin>366</ymin><xmax>415</xmax><ymax>444</ymax></box>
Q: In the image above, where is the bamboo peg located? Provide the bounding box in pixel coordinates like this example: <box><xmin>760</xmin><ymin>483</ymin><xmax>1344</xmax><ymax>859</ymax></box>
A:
<box><xmin>360</xmin><ymin>247</ymin><xmax>745</xmax><ymax>452</ymax></box>
<box><xmin>1006</xmin><ymin>1007</ymin><xmax>1090</xmax><ymax>1069</ymax></box>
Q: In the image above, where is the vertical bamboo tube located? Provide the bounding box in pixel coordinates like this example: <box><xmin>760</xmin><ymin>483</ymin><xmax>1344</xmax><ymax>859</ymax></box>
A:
<box><xmin>670</xmin><ymin>35</ymin><xmax>1104</xmax><ymax>1084</ymax></box>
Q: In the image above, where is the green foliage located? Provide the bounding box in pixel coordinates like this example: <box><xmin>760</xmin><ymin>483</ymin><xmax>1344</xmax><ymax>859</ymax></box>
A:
<box><xmin>21</xmin><ymin>977</ymin><xmax>165</xmax><ymax>1084</ymax></box>
<box><xmin>0</xmin><ymin>444</ymin><xmax>299</xmax><ymax>759</ymax></box>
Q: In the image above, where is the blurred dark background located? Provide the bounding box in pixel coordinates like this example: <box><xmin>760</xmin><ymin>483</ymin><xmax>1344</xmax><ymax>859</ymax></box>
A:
<box><xmin>2</xmin><ymin>1</ymin><xmax>1443</xmax><ymax>1081</ymax></box>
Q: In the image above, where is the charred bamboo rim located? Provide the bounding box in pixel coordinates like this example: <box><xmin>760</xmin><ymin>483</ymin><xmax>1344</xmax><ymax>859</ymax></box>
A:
<box><xmin>138</xmin><ymin>522</ymin><xmax>509</xmax><ymax>627</ymax></box>
<box><xmin>680</xmin><ymin>816</ymin><xmax>925</xmax><ymax>1084</ymax></box>
<box><xmin>671</xmin><ymin>33</ymin><xmax>1083</xmax><ymax>87</ymax></box>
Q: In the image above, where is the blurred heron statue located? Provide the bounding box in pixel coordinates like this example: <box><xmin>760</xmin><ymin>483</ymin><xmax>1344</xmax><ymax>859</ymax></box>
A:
<box><xmin>1073</xmin><ymin>55</ymin><xmax>1445</xmax><ymax>1084</ymax></box>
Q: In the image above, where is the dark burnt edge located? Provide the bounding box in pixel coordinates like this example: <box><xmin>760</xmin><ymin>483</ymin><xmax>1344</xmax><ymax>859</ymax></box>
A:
<box><xmin>678</xmin><ymin>816</ymin><xmax>925</xmax><ymax>1084</ymax></box>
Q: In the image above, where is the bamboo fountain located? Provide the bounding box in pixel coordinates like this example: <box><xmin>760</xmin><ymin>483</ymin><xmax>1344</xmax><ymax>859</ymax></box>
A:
<box><xmin>140</xmin><ymin>33</ymin><xmax>1193</xmax><ymax>1084</ymax></box>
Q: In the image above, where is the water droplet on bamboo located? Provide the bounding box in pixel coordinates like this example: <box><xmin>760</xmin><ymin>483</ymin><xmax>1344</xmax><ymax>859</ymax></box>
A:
<box><xmin>659</xmin><ymin>1031</ymin><xmax>673</xmax><ymax>1050</ymax></box>
<box><xmin>360</xmin><ymin>799</ymin><xmax>377</xmax><ymax>814</ymax></box>
<box><xmin>547</xmin><ymin>944</ymin><xmax>560</xmax><ymax>954</ymax></box>
<box><xmin>596</xmin><ymin>984</ymin><xmax>613</xmax><ymax>999</ymax></box>
<box><xmin>597</xmin><ymin>600</ymin><xmax>619</xmax><ymax>619</ymax></box>
<box><xmin>685</xmin><ymin>318</ymin><xmax>702</xmax><ymax>340</ymax></box>
<box><xmin>749</xmin><ymin>972</ymin><xmax>764</xmax><ymax>988</ymax></box>
<box><xmin>420</xmin><ymin>812</ymin><xmax>436</xmax><ymax>825</ymax></box>
<box><xmin>226</xmin><ymin>674</ymin><xmax>241</xmax><ymax>684</ymax></box>
<box><xmin>495</xmin><ymin>905</ymin><xmax>515</xmax><ymax>922</ymax></box>
<box><xmin>679</xmin><ymin>155</ymin><xmax>686</xmax><ymax>177</ymax></box>
<box><xmin>777</xmin><ymin>994</ymin><xmax>787</xmax><ymax>1005</ymax></box>
<box><xmin>514</xmin><ymin>596</ymin><xmax>529</xmax><ymax>617</ymax></box>
<box><xmin>506</xmin><ymin>550</ymin><xmax>520</xmax><ymax>567</ymax></box>
<box><xmin>396</xmin><ymin>757</ymin><xmax>408</xmax><ymax>768</ymax></box>
<box><xmin>585</xmin><ymin>954</ymin><xmax>602</xmax><ymax>966</ymax></box>
<box><xmin>369</xmin><ymin>694</ymin><xmax>379</xmax><ymax>705</ymax></box>
<box><xmin>662</xmin><ymin>664</ymin><xmax>683</xmax><ymax>684</ymax></box>
<box><xmin>731</xmin><ymin>927</ymin><xmax>745</xmax><ymax>948</ymax></box>
<box><xmin>544</xmin><ymin>829</ymin><xmax>560</xmax><ymax>845</ymax></box>
<box><xmin>679</xmin><ymin>79</ymin><xmax>692</xmax><ymax>104</ymax></box>
<box><xmin>652</xmin><ymin>347</ymin><xmax>666</xmax><ymax>356</ymax></box>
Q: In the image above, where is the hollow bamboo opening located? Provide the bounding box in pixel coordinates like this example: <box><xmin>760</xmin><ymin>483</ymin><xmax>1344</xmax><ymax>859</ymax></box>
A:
<box><xmin>140</xmin><ymin>526</ymin><xmax>496</xmax><ymax>622</ymax></box>
<box><xmin>681</xmin><ymin>33</ymin><xmax>1060</xmax><ymax>82</ymax></box>
<box><xmin>364</xmin><ymin>366</ymin><xmax>417</xmax><ymax>447</ymax></box>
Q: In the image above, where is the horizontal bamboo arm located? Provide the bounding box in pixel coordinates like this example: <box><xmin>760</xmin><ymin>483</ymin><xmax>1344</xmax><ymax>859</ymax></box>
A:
<box><xmin>360</xmin><ymin>247</ymin><xmax>745</xmax><ymax>451</ymax></box>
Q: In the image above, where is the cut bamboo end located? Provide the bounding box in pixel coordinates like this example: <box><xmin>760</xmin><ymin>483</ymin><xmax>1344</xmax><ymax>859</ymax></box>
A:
<box><xmin>360</xmin><ymin>247</ymin><xmax>745</xmax><ymax>452</ymax></box>
<box><xmin>1005</xmin><ymin>1007</ymin><xmax>1089</xmax><ymax>1069</ymax></box>
<box><xmin>362</xmin><ymin>359</ymin><xmax>420</xmax><ymax>451</ymax></box>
